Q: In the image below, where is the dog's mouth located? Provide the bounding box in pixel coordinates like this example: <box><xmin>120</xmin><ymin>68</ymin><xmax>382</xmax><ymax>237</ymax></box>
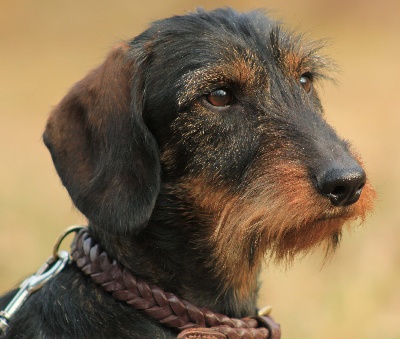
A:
<box><xmin>313</xmin><ymin>206</ymin><xmax>353</xmax><ymax>222</ymax></box>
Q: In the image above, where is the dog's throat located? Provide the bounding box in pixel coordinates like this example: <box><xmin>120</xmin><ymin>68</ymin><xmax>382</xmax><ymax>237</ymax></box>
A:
<box><xmin>70</xmin><ymin>229</ymin><xmax>280</xmax><ymax>338</ymax></box>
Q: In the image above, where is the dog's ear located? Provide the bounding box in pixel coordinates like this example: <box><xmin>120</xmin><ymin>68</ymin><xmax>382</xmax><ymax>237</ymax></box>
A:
<box><xmin>43</xmin><ymin>43</ymin><xmax>160</xmax><ymax>234</ymax></box>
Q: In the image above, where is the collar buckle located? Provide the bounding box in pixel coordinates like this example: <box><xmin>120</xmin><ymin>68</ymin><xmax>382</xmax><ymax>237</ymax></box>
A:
<box><xmin>0</xmin><ymin>225</ymin><xmax>86</xmax><ymax>335</ymax></box>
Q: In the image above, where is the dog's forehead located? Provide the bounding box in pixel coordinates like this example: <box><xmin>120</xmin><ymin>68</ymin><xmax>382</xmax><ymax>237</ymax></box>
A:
<box><xmin>138</xmin><ymin>9</ymin><xmax>331</xmax><ymax>110</ymax></box>
<box><xmin>148</xmin><ymin>12</ymin><xmax>272</xmax><ymax>100</ymax></box>
<box><xmin>147</xmin><ymin>9</ymin><xmax>276</xmax><ymax>69</ymax></box>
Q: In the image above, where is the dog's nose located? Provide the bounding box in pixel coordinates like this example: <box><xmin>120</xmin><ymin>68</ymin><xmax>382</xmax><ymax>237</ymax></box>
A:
<box><xmin>316</xmin><ymin>165</ymin><xmax>366</xmax><ymax>206</ymax></box>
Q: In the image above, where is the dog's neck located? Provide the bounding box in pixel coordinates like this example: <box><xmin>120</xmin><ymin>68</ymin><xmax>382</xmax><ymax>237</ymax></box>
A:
<box><xmin>89</xmin><ymin>188</ymin><xmax>260</xmax><ymax>318</ymax></box>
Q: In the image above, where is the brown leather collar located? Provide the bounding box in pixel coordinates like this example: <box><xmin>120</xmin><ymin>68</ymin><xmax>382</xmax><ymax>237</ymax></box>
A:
<box><xmin>70</xmin><ymin>229</ymin><xmax>281</xmax><ymax>339</ymax></box>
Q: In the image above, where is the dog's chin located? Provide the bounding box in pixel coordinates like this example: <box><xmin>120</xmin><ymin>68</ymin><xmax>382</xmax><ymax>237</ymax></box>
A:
<box><xmin>212</xmin><ymin>181</ymin><xmax>374</xmax><ymax>257</ymax></box>
<box><xmin>257</xmin><ymin>177</ymin><xmax>375</xmax><ymax>264</ymax></box>
<box><xmin>189</xmin><ymin>171</ymin><xmax>374</xmax><ymax>295</ymax></box>
<box><xmin>317</xmin><ymin>206</ymin><xmax>353</xmax><ymax>222</ymax></box>
<box><xmin>267</xmin><ymin>201</ymin><xmax>369</xmax><ymax>263</ymax></box>
<box><xmin>265</xmin><ymin>216</ymin><xmax>340</xmax><ymax>263</ymax></box>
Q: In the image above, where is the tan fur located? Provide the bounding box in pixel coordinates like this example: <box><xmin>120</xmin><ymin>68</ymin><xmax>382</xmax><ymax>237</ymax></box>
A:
<box><xmin>179</xmin><ymin>154</ymin><xmax>375</xmax><ymax>300</ymax></box>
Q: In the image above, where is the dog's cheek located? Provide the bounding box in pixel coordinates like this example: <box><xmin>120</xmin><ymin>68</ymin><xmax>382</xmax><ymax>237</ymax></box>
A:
<box><xmin>164</xmin><ymin>105</ymin><xmax>263</xmax><ymax>185</ymax></box>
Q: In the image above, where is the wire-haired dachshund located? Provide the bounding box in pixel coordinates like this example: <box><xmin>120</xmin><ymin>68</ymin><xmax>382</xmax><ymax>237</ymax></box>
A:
<box><xmin>0</xmin><ymin>8</ymin><xmax>374</xmax><ymax>338</ymax></box>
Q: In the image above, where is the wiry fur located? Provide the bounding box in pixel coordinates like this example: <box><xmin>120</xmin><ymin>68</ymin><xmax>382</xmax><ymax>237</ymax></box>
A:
<box><xmin>0</xmin><ymin>8</ymin><xmax>374</xmax><ymax>338</ymax></box>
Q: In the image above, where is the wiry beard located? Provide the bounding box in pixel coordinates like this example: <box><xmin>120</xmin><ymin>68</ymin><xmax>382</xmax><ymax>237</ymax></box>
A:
<box><xmin>205</xmin><ymin>162</ymin><xmax>375</xmax><ymax>297</ymax></box>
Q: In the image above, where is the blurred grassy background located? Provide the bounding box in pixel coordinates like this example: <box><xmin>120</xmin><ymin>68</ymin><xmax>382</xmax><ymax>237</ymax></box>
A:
<box><xmin>0</xmin><ymin>0</ymin><xmax>399</xmax><ymax>338</ymax></box>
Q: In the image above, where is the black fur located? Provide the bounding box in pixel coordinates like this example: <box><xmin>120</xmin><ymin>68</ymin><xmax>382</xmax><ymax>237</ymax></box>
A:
<box><xmin>1</xmin><ymin>8</ymin><xmax>370</xmax><ymax>338</ymax></box>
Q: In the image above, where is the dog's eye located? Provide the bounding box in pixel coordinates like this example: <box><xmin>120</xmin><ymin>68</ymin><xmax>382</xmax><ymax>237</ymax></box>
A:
<box><xmin>300</xmin><ymin>73</ymin><xmax>313</xmax><ymax>93</ymax></box>
<box><xmin>206</xmin><ymin>89</ymin><xmax>234</xmax><ymax>107</ymax></box>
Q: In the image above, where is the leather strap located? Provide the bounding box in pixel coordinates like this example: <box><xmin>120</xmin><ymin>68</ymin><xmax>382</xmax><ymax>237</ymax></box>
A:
<box><xmin>70</xmin><ymin>229</ymin><xmax>281</xmax><ymax>339</ymax></box>
<box><xmin>177</xmin><ymin>315</ymin><xmax>281</xmax><ymax>339</ymax></box>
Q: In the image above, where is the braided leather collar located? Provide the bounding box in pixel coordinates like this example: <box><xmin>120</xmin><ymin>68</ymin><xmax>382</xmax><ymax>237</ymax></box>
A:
<box><xmin>70</xmin><ymin>229</ymin><xmax>281</xmax><ymax>339</ymax></box>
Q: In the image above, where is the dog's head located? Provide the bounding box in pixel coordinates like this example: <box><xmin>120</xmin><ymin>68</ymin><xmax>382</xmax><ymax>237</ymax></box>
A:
<box><xmin>44</xmin><ymin>9</ymin><xmax>374</xmax><ymax>276</ymax></box>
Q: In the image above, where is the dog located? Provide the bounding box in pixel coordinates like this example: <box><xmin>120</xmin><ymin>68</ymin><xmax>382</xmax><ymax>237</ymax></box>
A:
<box><xmin>0</xmin><ymin>8</ymin><xmax>374</xmax><ymax>338</ymax></box>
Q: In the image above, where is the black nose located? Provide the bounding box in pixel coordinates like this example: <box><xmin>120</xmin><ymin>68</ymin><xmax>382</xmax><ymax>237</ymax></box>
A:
<box><xmin>316</xmin><ymin>166</ymin><xmax>366</xmax><ymax>206</ymax></box>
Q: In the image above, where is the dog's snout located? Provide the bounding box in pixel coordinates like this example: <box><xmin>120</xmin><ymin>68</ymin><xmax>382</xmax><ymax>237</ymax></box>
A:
<box><xmin>316</xmin><ymin>165</ymin><xmax>366</xmax><ymax>206</ymax></box>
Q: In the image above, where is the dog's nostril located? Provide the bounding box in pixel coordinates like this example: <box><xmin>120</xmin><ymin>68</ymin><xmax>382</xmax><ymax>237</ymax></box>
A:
<box><xmin>331</xmin><ymin>185</ymin><xmax>346</xmax><ymax>196</ymax></box>
<box><xmin>316</xmin><ymin>166</ymin><xmax>366</xmax><ymax>207</ymax></box>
